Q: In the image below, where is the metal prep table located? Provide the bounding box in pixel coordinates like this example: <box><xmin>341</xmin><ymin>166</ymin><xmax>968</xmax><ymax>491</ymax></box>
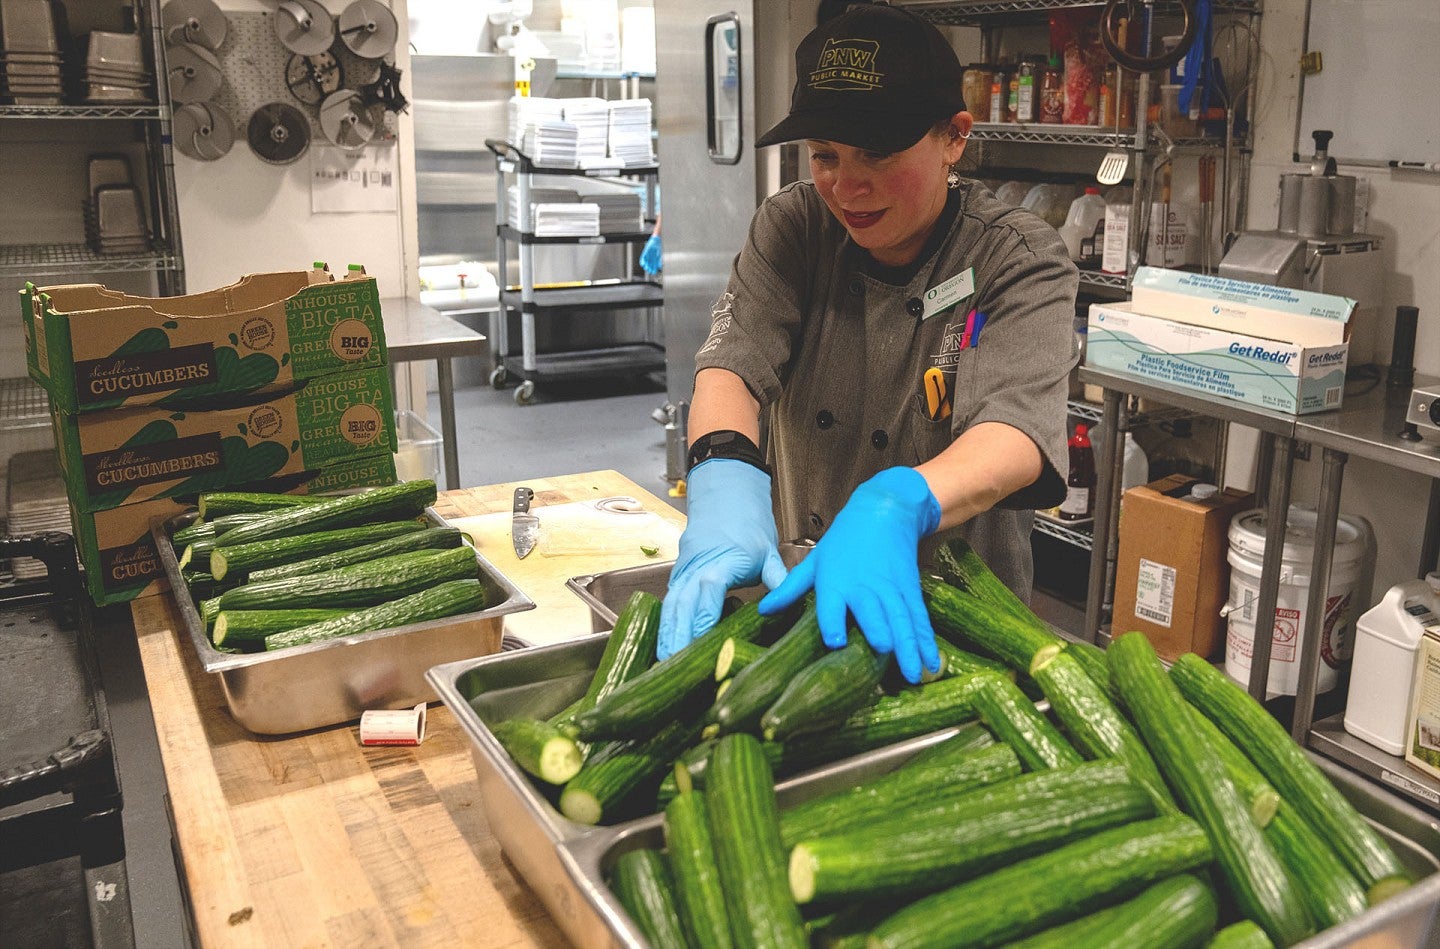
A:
<box><xmin>380</xmin><ymin>296</ymin><xmax>487</xmax><ymax>490</ymax></box>
<box><xmin>1081</xmin><ymin>364</ymin><xmax>1440</xmax><ymax>814</ymax></box>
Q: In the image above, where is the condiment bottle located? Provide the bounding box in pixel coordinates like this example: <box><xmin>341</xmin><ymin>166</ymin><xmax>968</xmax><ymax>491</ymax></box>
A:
<box><xmin>1039</xmin><ymin>56</ymin><xmax>1064</xmax><ymax>123</ymax></box>
<box><xmin>1059</xmin><ymin>423</ymin><xmax>1097</xmax><ymax>521</ymax></box>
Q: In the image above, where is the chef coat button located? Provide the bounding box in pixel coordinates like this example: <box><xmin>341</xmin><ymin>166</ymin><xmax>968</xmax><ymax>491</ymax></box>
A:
<box><xmin>816</xmin><ymin>409</ymin><xmax>834</xmax><ymax>429</ymax></box>
<box><xmin>809</xmin><ymin>513</ymin><xmax>824</xmax><ymax>531</ymax></box>
<box><xmin>848</xmin><ymin>277</ymin><xmax>863</xmax><ymax>296</ymax></box>
<box><xmin>871</xmin><ymin>429</ymin><xmax>889</xmax><ymax>449</ymax></box>
<box><xmin>905</xmin><ymin>297</ymin><xmax>924</xmax><ymax>317</ymax></box>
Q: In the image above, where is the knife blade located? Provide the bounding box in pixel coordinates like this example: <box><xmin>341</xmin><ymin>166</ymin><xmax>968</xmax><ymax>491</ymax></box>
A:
<box><xmin>512</xmin><ymin>486</ymin><xmax>539</xmax><ymax>559</ymax></box>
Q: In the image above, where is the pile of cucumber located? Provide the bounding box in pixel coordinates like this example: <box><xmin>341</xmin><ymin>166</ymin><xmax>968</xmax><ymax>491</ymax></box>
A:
<box><xmin>486</xmin><ymin>539</ymin><xmax>1416</xmax><ymax>948</ymax></box>
<box><xmin>168</xmin><ymin>480</ymin><xmax>489</xmax><ymax>653</ymax></box>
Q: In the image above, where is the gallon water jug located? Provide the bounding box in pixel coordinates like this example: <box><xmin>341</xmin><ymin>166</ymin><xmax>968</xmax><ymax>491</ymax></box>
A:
<box><xmin>1345</xmin><ymin>580</ymin><xmax>1440</xmax><ymax>755</ymax></box>
<box><xmin>1058</xmin><ymin>186</ymin><xmax>1107</xmax><ymax>263</ymax></box>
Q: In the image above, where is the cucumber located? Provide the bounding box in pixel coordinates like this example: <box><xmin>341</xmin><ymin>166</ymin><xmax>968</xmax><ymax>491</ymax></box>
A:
<box><xmin>714</xmin><ymin>638</ymin><xmax>767</xmax><ymax>681</ymax></box>
<box><xmin>200</xmin><ymin>596</ymin><xmax>221</xmax><ymax>629</ymax></box>
<box><xmin>560</xmin><ymin>717</ymin><xmax>704</xmax><ymax>825</ymax></box>
<box><xmin>868</xmin><ymin>814</ymin><xmax>1212</xmax><ymax>949</ymax></box>
<box><xmin>573</xmin><ymin>602</ymin><xmax>775</xmax><ymax>741</ymax></box>
<box><xmin>1031</xmin><ymin>649</ymin><xmax>1175</xmax><ymax>812</ymax></box>
<box><xmin>209</xmin><ymin>520</ymin><xmax>427</xmax><ymax>580</ymax></box>
<box><xmin>1065</xmin><ymin>639</ymin><xmax>1118</xmax><ymax>700</ymax></box>
<box><xmin>609</xmin><ymin>849</ymin><xmax>689</xmax><ymax>949</ymax></box>
<box><xmin>492</xmin><ymin>717</ymin><xmax>584</xmax><ymax>785</ymax></box>
<box><xmin>788</xmin><ymin>760</ymin><xmax>1153</xmax><ymax>904</ymax></box>
<box><xmin>760</xmin><ymin>637</ymin><xmax>888</xmax><ymax>742</ymax></box>
<box><xmin>262</xmin><ymin>579</ymin><xmax>486</xmax><ymax>651</ymax></box>
<box><xmin>244</xmin><ymin>527</ymin><xmax>463</xmax><ymax>583</ymax></box>
<box><xmin>933</xmin><ymin>537</ymin><xmax>1036</xmax><ymax>621</ymax></box>
<box><xmin>172</xmin><ymin>512</ymin><xmax>267</xmax><ymax>545</ymax></box>
<box><xmin>1267</xmin><ymin>800</ymin><xmax>1369</xmax><ymax>929</ymax></box>
<box><xmin>920</xmin><ymin>573</ymin><xmax>1062</xmax><ymax>676</ymax></box>
<box><xmin>554</xmin><ymin>590</ymin><xmax>663</xmax><ymax>731</ymax></box>
<box><xmin>970</xmin><ymin>672</ymin><xmax>1081</xmax><ymax>770</ymax></box>
<box><xmin>197</xmin><ymin>490</ymin><xmax>328</xmax><ymax>519</ymax></box>
<box><xmin>1206</xmin><ymin>921</ymin><xmax>1276</xmax><ymax>949</ymax></box>
<box><xmin>1172</xmin><ymin>652</ymin><xmax>1411</xmax><ymax>897</ymax></box>
<box><xmin>663</xmin><ymin>790</ymin><xmax>733</xmax><ymax>949</ymax></box>
<box><xmin>178</xmin><ymin>537</ymin><xmax>219</xmax><ymax>571</ymax></box>
<box><xmin>1109</xmin><ymin>633</ymin><xmax>1313</xmax><ymax>947</ymax></box>
<box><xmin>779</xmin><ymin>740</ymin><xmax>1018</xmax><ymax>848</ymax></box>
<box><xmin>1186</xmin><ymin>702</ymin><xmax>1281</xmax><ymax>827</ymax></box>
<box><xmin>219</xmin><ymin>546</ymin><xmax>477</xmax><ymax>613</ymax></box>
<box><xmin>1006</xmin><ymin>874</ymin><xmax>1218</xmax><ymax>949</ymax></box>
<box><xmin>704</xmin><ymin>734</ymin><xmax>806</xmax><ymax>948</ymax></box>
<box><xmin>934</xmin><ymin>638</ymin><xmax>1013</xmax><ymax>679</ymax></box>
<box><xmin>211</xmin><ymin>480</ymin><xmax>437</xmax><ymax>549</ymax></box>
<box><xmin>213</xmin><ymin>608</ymin><xmax>353</xmax><ymax>645</ymax></box>
<box><xmin>709</xmin><ymin>603</ymin><xmax>826</xmax><ymax>735</ymax></box>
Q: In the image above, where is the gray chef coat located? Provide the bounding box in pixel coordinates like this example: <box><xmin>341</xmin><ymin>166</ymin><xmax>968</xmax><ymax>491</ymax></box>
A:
<box><xmin>693</xmin><ymin>179</ymin><xmax>1079</xmax><ymax>601</ymax></box>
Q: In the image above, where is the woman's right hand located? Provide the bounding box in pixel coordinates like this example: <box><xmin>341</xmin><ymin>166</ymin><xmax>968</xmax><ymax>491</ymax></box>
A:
<box><xmin>657</xmin><ymin>458</ymin><xmax>789</xmax><ymax>659</ymax></box>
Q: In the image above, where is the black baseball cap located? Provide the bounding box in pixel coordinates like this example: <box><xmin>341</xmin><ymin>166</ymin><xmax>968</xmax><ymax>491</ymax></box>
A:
<box><xmin>756</xmin><ymin>3</ymin><xmax>966</xmax><ymax>153</ymax></box>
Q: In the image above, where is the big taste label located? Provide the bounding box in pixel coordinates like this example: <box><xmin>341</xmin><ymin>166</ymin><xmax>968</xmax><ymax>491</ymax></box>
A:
<box><xmin>287</xmin><ymin>284</ymin><xmax>384</xmax><ymax>372</ymax></box>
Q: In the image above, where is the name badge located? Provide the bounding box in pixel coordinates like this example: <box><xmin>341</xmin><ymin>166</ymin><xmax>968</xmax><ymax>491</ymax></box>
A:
<box><xmin>922</xmin><ymin>268</ymin><xmax>976</xmax><ymax>319</ymax></box>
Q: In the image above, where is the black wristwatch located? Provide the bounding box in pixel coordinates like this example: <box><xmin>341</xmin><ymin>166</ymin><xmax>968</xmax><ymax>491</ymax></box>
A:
<box><xmin>686</xmin><ymin>429</ymin><xmax>769</xmax><ymax>475</ymax></box>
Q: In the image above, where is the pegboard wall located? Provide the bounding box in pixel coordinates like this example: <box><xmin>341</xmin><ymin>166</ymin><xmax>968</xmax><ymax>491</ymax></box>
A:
<box><xmin>181</xmin><ymin>8</ymin><xmax>398</xmax><ymax>154</ymax></box>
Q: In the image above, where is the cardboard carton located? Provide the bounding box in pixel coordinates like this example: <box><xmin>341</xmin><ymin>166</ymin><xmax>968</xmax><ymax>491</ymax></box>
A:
<box><xmin>1111</xmin><ymin>474</ymin><xmax>1255</xmax><ymax>661</ymax></box>
<box><xmin>22</xmin><ymin>266</ymin><xmax>387</xmax><ymax>413</ymax></box>
<box><xmin>1129</xmin><ymin>266</ymin><xmax>1353</xmax><ymax>347</ymax></box>
<box><xmin>1405</xmin><ymin>630</ymin><xmax>1440</xmax><ymax>781</ymax></box>
<box><xmin>53</xmin><ymin>366</ymin><xmax>397</xmax><ymax>511</ymax></box>
<box><xmin>1086</xmin><ymin>301</ymin><xmax>1349</xmax><ymax>414</ymax></box>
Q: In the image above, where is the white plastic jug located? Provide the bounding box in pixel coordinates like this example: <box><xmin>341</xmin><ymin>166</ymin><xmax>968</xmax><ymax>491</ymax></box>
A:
<box><xmin>1222</xmin><ymin>505</ymin><xmax>1373</xmax><ymax>698</ymax></box>
<box><xmin>1022</xmin><ymin>183</ymin><xmax>1074</xmax><ymax>229</ymax></box>
<box><xmin>1345</xmin><ymin>580</ymin><xmax>1440</xmax><ymax>755</ymax></box>
<box><xmin>1058</xmin><ymin>187</ymin><xmax>1107</xmax><ymax>262</ymax></box>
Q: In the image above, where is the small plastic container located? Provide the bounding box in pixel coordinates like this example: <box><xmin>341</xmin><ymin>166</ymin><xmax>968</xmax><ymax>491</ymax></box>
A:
<box><xmin>1345</xmin><ymin>580</ymin><xmax>1440</xmax><ymax>755</ymax></box>
<box><xmin>393</xmin><ymin>409</ymin><xmax>443</xmax><ymax>484</ymax></box>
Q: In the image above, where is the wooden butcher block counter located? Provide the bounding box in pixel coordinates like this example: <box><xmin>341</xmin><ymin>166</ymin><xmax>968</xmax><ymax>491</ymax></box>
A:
<box><xmin>130</xmin><ymin>470</ymin><xmax>686</xmax><ymax>947</ymax></box>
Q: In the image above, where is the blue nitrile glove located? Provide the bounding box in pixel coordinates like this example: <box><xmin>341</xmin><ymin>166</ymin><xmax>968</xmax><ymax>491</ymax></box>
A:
<box><xmin>658</xmin><ymin>459</ymin><xmax>788</xmax><ymax>659</ymax></box>
<box><xmin>758</xmin><ymin>466</ymin><xmax>942</xmax><ymax>684</ymax></box>
<box><xmin>640</xmin><ymin>234</ymin><xmax>663</xmax><ymax>275</ymax></box>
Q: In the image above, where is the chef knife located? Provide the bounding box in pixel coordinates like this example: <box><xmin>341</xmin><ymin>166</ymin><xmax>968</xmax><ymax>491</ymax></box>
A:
<box><xmin>512</xmin><ymin>486</ymin><xmax>539</xmax><ymax>559</ymax></box>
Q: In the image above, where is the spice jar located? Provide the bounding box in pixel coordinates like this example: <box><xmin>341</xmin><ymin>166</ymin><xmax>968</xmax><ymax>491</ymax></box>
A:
<box><xmin>1038</xmin><ymin>56</ymin><xmax>1064</xmax><ymax>123</ymax></box>
<box><xmin>1017</xmin><ymin>58</ymin><xmax>1043</xmax><ymax>123</ymax></box>
<box><xmin>990</xmin><ymin>66</ymin><xmax>1010</xmax><ymax>123</ymax></box>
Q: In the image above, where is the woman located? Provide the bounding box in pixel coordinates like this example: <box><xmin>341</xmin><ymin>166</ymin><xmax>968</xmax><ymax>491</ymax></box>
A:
<box><xmin>658</xmin><ymin>3</ymin><xmax>1079</xmax><ymax>684</ymax></box>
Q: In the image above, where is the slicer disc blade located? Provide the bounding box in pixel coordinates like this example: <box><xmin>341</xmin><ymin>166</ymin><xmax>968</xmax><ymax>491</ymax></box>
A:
<box><xmin>174</xmin><ymin>101</ymin><xmax>235</xmax><ymax>160</ymax></box>
<box><xmin>273</xmin><ymin>0</ymin><xmax>336</xmax><ymax>57</ymax></box>
<box><xmin>247</xmin><ymin>101</ymin><xmax>311</xmax><ymax>165</ymax></box>
<box><xmin>337</xmin><ymin>0</ymin><xmax>399</xmax><ymax>59</ymax></box>
<box><xmin>319</xmin><ymin>89</ymin><xmax>379</xmax><ymax>150</ymax></box>
<box><xmin>284</xmin><ymin>51</ymin><xmax>343</xmax><ymax>105</ymax></box>
<box><xmin>166</xmin><ymin>42</ymin><xmax>224</xmax><ymax>104</ymax></box>
<box><xmin>162</xmin><ymin>0</ymin><xmax>228</xmax><ymax>50</ymax></box>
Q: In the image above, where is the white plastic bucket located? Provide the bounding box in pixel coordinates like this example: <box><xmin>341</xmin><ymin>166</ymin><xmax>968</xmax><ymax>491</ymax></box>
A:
<box><xmin>1222</xmin><ymin>505</ymin><xmax>1372</xmax><ymax>697</ymax></box>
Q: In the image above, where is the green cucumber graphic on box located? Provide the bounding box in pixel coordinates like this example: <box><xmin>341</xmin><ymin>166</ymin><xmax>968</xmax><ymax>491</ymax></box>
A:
<box><xmin>64</xmin><ymin>366</ymin><xmax>396</xmax><ymax>511</ymax></box>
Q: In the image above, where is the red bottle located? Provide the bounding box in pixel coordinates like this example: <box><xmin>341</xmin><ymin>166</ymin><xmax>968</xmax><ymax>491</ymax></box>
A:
<box><xmin>1059</xmin><ymin>423</ymin><xmax>1096</xmax><ymax>521</ymax></box>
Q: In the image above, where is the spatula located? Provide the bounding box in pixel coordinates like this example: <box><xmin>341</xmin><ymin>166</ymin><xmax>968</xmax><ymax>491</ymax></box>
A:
<box><xmin>1097</xmin><ymin>149</ymin><xmax>1130</xmax><ymax>186</ymax></box>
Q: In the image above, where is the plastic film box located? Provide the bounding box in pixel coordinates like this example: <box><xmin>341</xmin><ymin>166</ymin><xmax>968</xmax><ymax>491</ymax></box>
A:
<box><xmin>21</xmin><ymin>267</ymin><xmax>388</xmax><ymax>414</ymax></box>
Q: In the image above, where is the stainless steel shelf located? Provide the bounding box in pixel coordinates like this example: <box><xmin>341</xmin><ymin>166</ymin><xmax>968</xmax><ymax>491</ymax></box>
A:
<box><xmin>1033</xmin><ymin>513</ymin><xmax>1094</xmax><ymax>551</ymax></box>
<box><xmin>0</xmin><ymin>378</ymin><xmax>49</xmax><ymax>432</ymax></box>
<box><xmin>972</xmin><ymin>123</ymin><xmax>1136</xmax><ymax>147</ymax></box>
<box><xmin>1309</xmin><ymin>714</ymin><xmax>1440</xmax><ymax>814</ymax></box>
<box><xmin>1077</xmin><ymin>269</ymin><xmax>1128</xmax><ymax>297</ymax></box>
<box><xmin>0</xmin><ymin>103</ymin><xmax>164</xmax><ymax>120</ymax></box>
<box><xmin>903</xmin><ymin>0</ymin><xmax>1258</xmax><ymax>26</ymax></box>
<box><xmin>0</xmin><ymin>242</ymin><xmax>181</xmax><ymax>278</ymax></box>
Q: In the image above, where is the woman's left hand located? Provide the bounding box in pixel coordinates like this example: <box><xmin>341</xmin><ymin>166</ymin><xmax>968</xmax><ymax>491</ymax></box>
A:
<box><xmin>758</xmin><ymin>466</ymin><xmax>943</xmax><ymax>684</ymax></box>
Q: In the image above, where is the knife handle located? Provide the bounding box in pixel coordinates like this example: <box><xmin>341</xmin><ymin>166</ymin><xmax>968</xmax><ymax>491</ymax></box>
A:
<box><xmin>513</xmin><ymin>486</ymin><xmax>534</xmax><ymax>513</ymax></box>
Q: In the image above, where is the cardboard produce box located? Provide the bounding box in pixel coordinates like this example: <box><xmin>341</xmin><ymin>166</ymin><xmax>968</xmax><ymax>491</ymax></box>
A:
<box><xmin>53</xmin><ymin>366</ymin><xmax>398</xmax><ymax>511</ymax></box>
<box><xmin>21</xmin><ymin>266</ymin><xmax>387</xmax><ymax>414</ymax></box>
<box><xmin>1111</xmin><ymin>474</ymin><xmax>1255</xmax><ymax>661</ymax></box>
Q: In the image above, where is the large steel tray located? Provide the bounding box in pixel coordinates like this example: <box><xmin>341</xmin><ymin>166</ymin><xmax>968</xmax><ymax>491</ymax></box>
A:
<box><xmin>431</xmin><ymin>636</ymin><xmax>1440</xmax><ymax>949</ymax></box>
<box><xmin>154</xmin><ymin>510</ymin><xmax>536</xmax><ymax>735</ymax></box>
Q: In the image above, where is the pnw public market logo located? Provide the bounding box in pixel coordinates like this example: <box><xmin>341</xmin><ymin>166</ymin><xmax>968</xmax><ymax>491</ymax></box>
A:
<box><xmin>808</xmin><ymin>38</ymin><xmax>882</xmax><ymax>90</ymax></box>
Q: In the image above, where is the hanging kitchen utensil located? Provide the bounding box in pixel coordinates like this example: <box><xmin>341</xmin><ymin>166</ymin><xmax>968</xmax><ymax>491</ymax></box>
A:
<box><xmin>337</xmin><ymin>0</ymin><xmax>398</xmax><ymax>60</ymax></box>
<box><xmin>284</xmin><ymin>50</ymin><xmax>342</xmax><ymax>106</ymax></box>
<box><xmin>246</xmin><ymin>101</ymin><xmax>310</xmax><ymax>165</ymax></box>
<box><xmin>1097</xmin><ymin>149</ymin><xmax>1129</xmax><ymax>186</ymax></box>
<box><xmin>318</xmin><ymin>89</ymin><xmax>380</xmax><ymax>150</ymax></box>
<box><xmin>173</xmin><ymin>100</ymin><xmax>235</xmax><ymax>160</ymax></box>
<box><xmin>161</xmin><ymin>0</ymin><xmax>227</xmax><ymax>51</ymax></box>
<box><xmin>165</xmin><ymin>41</ymin><xmax>223</xmax><ymax>104</ymax></box>
<box><xmin>273</xmin><ymin>0</ymin><xmax>335</xmax><ymax>57</ymax></box>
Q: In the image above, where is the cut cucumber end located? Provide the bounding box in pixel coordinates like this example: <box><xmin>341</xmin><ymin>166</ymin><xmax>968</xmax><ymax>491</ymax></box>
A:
<box><xmin>673</xmin><ymin>761</ymin><xmax>693</xmax><ymax>796</ymax></box>
<box><xmin>213</xmin><ymin>614</ymin><xmax>229</xmax><ymax>647</ymax></box>
<box><xmin>540</xmin><ymin>737</ymin><xmax>584</xmax><ymax>785</ymax></box>
<box><xmin>1368</xmin><ymin>876</ymin><xmax>1411</xmax><ymax>905</ymax></box>
<box><xmin>715</xmin><ymin>637</ymin><xmax>737</xmax><ymax>681</ymax></box>
<box><xmin>701</xmin><ymin>723</ymin><xmax>720</xmax><ymax>741</ymax></box>
<box><xmin>560</xmin><ymin>788</ymin><xmax>602</xmax><ymax>826</ymax></box>
<box><xmin>788</xmin><ymin>844</ymin><xmax>818</xmax><ymax>903</ymax></box>
<box><xmin>178</xmin><ymin>545</ymin><xmax>194</xmax><ymax>570</ymax></box>
<box><xmin>210</xmin><ymin>549</ymin><xmax>229</xmax><ymax>581</ymax></box>
<box><xmin>1252</xmin><ymin>788</ymin><xmax>1280</xmax><ymax>828</ymax></box>
<box><xmin>716</xmin><ymin>679</ymin><xmax>733</xmax><ymax>700</ymax></box>
<box><xmin>1028</xmin><ymin>641</ymin><xmax>1065</xmax><ymax>677</ymax></box>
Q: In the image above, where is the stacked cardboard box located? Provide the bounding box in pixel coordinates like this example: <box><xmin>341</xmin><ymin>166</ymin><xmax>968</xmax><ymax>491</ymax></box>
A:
<box><xmin>21</xmin><ymin>265</ymin><xmax>398</xmax><ymax>605</ymax></box>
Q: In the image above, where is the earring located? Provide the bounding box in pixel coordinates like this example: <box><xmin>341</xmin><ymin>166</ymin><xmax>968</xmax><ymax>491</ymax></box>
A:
<box><xmin>947</xmin><ymin>168</ymin><xmax>961</xmax><ymax>189</ymax></box>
